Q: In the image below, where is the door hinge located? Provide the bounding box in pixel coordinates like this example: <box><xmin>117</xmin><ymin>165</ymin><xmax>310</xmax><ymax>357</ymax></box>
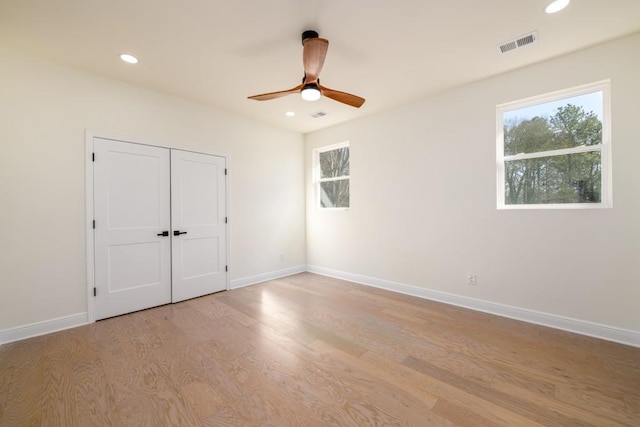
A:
<box><xmin>93</xmin><ymin>287</ymin><xmax>96</xmax><ymax>297</ymax></box>
<box><xmin>92</xmin><ymin>220</ymin><xmax>95</xmax><ymax>229</ymax></box>
<box><xmin>92</xmin><ymin>153</ymin><xmax>95</xmax><ymax>162</ymax></box>
<box><xmin>225</xmin><ymin>217</ymin><xmax>228</xmax><ymax>224</ymax></box>
<box><xmin>225</xmin><ymin>265</ymin><xmax>228</xmax><ymax>272</ymax></box>
<box><xmin>224</xmin><ymin>168</ymin><xmax>227</xmax><ymax>175</ymax></box>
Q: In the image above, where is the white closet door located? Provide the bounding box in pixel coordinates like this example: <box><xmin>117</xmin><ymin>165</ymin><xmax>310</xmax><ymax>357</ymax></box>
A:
<box><xmin>94</xmin><ymin>139</ymin><xmax>172</xmax><ymax>320</ymax></box>
<box><xmin>171</xmin><ymin>150</ymin><xmax>227</xmax><ymax>302</ymax></box>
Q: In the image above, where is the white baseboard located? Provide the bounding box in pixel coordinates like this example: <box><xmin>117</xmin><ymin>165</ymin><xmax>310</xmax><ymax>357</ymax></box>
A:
<box><xmin>307</xmin><ymin>265</ymin><xmax>640</xmax><ymax>348</ymax></box>
<box><xmin>230</xmin><ymin>265</ymin><xmax>307</xmax><ymax>289</ymax></box>
<box><xmin>0</xmin><ymin>312</ymin><xmax>88</xmax><ymax>346</ymax></box>
<box><xmin>1</xmin><ymin>265</ymin><xmax>308</xmax><ymax>345</ymax></box>
<box><xmin>4</xmin><ymin>267</ymin><xmax>638</xmax><ymax>349</ymax></box>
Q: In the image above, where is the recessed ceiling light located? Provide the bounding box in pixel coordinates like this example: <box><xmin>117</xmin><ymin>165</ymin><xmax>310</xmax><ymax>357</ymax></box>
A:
<box><xmin>545</xmin><ymin>0</ymin><xmax>570</xmax><ymax>14</ymax></box>
<box><xmin>120</xmin><ymin>53</ymin><xmax>138</xmax><ymax>64</ymax></box>
<box><xmin>285</xmin><ymin>111</ymin><xmax>295</xmax><ymax>117</ymax></box>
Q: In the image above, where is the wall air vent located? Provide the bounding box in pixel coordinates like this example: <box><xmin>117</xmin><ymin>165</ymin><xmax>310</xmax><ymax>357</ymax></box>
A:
<box><xmin>311</xmin><ymin>111</ymin><xmax>328</xmax><ymax>118</ymax></box>
<box><xmin>499</xmin><ymin>31</ymin><xmax>538</xmax><ymax>54</ymax></box>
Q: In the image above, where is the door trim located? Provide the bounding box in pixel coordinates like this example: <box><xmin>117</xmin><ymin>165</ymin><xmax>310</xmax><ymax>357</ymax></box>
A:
<box><xmin>85</xmin><ymin>130</ymin><xmax>230</xmax><ymax>323</ymax></box>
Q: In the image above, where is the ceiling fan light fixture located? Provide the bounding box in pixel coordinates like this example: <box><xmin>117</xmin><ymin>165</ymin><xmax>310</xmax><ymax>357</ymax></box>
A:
<box><xmin>545</xmin><ymin>0</ymin><xmax>570</xmax><ymax>14</ymax></box>
<box><xmin>301</xmin><ymin>84</ymin><xmax>321</xmax><ymax>102</ymax></box>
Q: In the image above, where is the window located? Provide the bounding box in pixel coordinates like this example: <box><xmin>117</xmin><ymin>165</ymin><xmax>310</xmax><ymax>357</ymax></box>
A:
<box><xmin>315</xmin><ymin>142</ymin><xmax>350</xmax><ymax>208</ymax></box>
<box><xmin>496</xmin><ymin>81</ymin><xmax>611</xmax><ymax>209</ymax></box>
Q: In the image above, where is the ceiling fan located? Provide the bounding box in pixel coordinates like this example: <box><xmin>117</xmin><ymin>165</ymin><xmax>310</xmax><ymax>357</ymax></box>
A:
<box><xmin>248</xmin><ymin>30</ymin><xmax>365</xmax><ymax>108</ymax></box>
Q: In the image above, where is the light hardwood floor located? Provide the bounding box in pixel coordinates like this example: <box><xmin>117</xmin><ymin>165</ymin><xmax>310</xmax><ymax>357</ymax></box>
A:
<box><xmin>1</xmin><ymin>273</ymin><xmax>639</xmax><ymax>426</ymax></box>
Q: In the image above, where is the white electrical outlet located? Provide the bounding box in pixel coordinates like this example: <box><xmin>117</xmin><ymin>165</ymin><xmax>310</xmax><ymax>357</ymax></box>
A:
<box><xmin>467</xmin><ymin>273</ymin><xmax>477</xmax><ymax>285</ymax></box>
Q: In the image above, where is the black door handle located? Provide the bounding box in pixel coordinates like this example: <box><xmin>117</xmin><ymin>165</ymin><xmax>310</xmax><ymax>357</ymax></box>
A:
<box><xmin>157</xmin><ymin>231</ymin><xmax>169</xmax><ymax>236</ymax></box>
<box><xmin>173</xmin><ymin>230</ymin><xmax>187</xmax><ymax>236</ymax></box>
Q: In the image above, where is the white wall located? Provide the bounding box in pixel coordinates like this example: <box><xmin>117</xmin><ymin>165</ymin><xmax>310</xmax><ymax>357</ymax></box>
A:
<box><xmin>305</xmin><ymin>33</ymin><xmax>640</xmax><ymax>334</ymax></box>
<box><xmin>0</xmin><ymin>47</ymin><xmax>305</xmax><ymax>331</ymax></box>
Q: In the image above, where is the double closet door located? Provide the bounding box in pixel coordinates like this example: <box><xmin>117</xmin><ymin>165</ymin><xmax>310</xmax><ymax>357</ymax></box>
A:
<box><xmin>93</xmin><ymin>138</ymin><xmax>227</xmax><ymax>320</ymax></box>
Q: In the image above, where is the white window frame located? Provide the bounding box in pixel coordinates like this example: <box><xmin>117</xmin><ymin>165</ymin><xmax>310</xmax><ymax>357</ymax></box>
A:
<box><xmin>496</xmin><ymin>80</ymin><xmax>612</xmax><ymax>210</ymax></box>
<box><xmin>314</xmin><ymin>141</ymin><xmax>350</xmax><ymax>209</ymax></box>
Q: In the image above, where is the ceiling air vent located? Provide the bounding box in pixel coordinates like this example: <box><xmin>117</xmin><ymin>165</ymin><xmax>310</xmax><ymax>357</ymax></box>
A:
<box><xmin>311</xmin><ymin>111</ymin><xmax>328</xmax><ymax>118</ymax></box>
<box><xmin>499</xmin><ymin>31</ymin><xmax>538</xmax><ymax>54</ymax></box>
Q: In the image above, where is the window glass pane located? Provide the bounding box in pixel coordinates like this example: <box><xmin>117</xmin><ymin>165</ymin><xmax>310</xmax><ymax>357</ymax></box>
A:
<box><xmin>503</xmin><ymin>92</ymin><xmax>602</xmax><ymax>155</ymax></box>
<box><xmin>319</xmin><ymin>147</ymin><xmax>349</xmax><ymax>178</ymax></box>
<box><xmin>320</xmin><ymin>180</ymin><xmax>350</xmax><ymax>208</ymax></box>
<box><xmin>505</xmin><ymin>152</ymin><xmax>601</xmax><ymax>205</ymax></box>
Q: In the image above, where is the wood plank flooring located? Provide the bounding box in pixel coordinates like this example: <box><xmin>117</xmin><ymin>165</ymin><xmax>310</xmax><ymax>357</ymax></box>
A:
<box><xmin>1</xmin><ymin>272</ymin><xmax>639</xmax><ymax>426</ymax></box>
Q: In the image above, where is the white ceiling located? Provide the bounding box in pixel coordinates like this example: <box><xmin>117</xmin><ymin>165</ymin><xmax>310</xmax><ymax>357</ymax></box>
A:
<box><xmin>1</xmin><ymin>0</ymin><xmax>640</xmax><ymax>134</ymax></box>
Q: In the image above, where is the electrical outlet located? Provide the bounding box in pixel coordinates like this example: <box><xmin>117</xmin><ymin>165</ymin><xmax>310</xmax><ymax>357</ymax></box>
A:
<box><xmin>467</xmin><ymin>273</ymin><xmax>477</xmax><ymax>285</ymax></box>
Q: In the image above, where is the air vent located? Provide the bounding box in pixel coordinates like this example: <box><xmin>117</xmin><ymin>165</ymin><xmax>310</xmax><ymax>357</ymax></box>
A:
<box><xmin>311</xmin><ymin>111</ymin><xmax>328</xmax><ymax>118</ymax></box>
<box><xmin>499</xmin><ymin>31</ymin><xmax>538</xmax><ymax>54</ymax></box>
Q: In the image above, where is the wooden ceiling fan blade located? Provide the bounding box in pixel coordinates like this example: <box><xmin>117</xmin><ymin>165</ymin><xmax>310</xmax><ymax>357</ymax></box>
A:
<box><xmin>303</xmin><ymin>38</ymin><xmax>329</xmax><ymax>83</ymax></box>
<box><xmin>248</xmin><ymin>84</ymin><xmax>303</xmax><ymax>101</ymax></box>
<box><xmin>318</xmin><ymin>84</ymin><xmax>365</xmax><ymax>108</ymax></box>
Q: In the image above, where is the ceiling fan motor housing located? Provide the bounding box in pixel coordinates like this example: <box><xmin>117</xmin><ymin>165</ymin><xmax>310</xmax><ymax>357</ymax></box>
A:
<box><xmin>302</xmin><ymin>30</ymin><xmax>319</xmax><ymax>45</ymax></box>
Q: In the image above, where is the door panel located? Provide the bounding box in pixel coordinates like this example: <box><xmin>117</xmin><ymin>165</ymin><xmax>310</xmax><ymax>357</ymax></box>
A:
<box><xmin>94</xmin><ymin>139</ymin><xmax>171</xmax><ymax>319</ymax></box>
<box><xmin>107</xmin><ymin>242</ymin><xmax>162</xmax><ymax>292</ymax></box>
<box><xmin>171</xmin><ymin>150</ymin><xmax>227</xmax><ymax>302</ymax></box>
<box><xmin>181</xmin><ymin>237</ymin><xmax>219</xmax><ymax>278</ymax></box>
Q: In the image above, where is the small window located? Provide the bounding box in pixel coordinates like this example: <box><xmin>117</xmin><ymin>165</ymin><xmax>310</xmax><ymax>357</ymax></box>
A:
<box><xmin>496</xmin><ymin>81</ymin><xmax>611</xmax><ymax>209</ymax></box>
<box><xmin>315</xmin><ymin>142</ymin><xmax>350</xmax><ymax>208</ymax></box>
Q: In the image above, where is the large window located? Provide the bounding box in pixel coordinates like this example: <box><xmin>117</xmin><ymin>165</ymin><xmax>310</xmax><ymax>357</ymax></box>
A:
<box><xmin>315</xmin><ymin>142</ymin><xmax>350</xmax><ymax>208</ymax></box>
<box><xmin>496</xmin><ymin>81</ymin><xmax>611</xmax><ymax>209</ymax></box>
